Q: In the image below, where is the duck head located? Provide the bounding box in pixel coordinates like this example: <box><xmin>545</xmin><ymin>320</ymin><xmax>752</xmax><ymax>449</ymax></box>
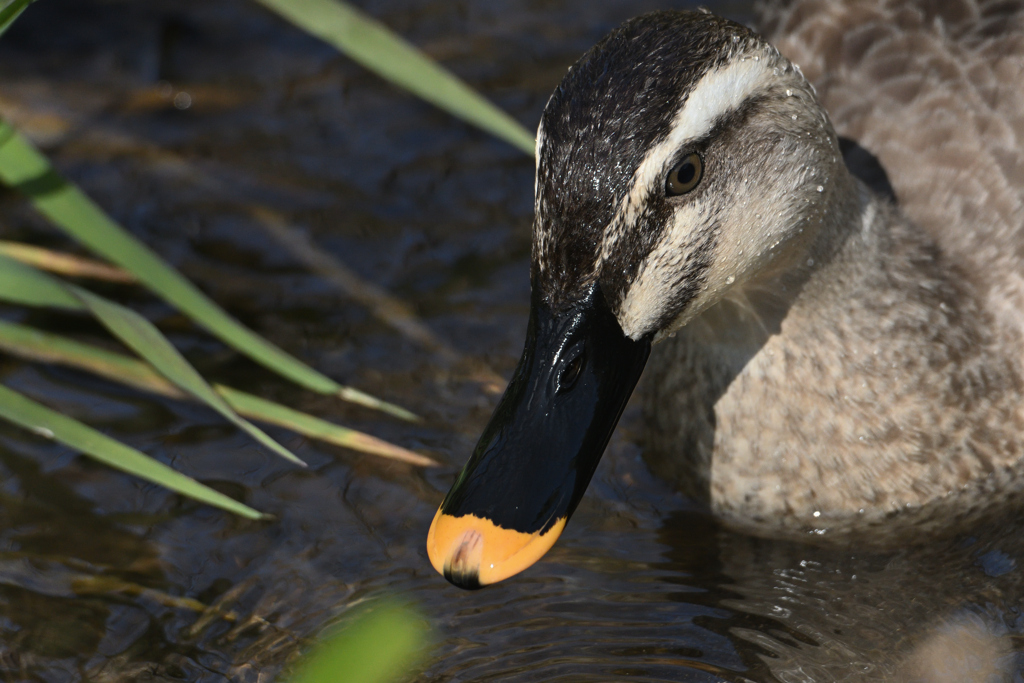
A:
<box><xmin>428</xmin><ymin>10</ymin><xmax>850</xmax><ymax>588</ymax></box>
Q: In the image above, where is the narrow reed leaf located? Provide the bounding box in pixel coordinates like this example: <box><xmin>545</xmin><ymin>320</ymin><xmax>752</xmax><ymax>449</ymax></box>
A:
<box><xmin>0</xmin><ymin>253</ymin><xmax>84</xmax><ymax>310</ymax></box>
<box><xmin>0</xmin><ymin>0</ymin><xmax>36</xmax><ymax>37</ymax></box>
<box><xmin>337</xmin><ymin>386</ymin><xmax>419</xmax><ymax>423</ymax></box>
<box><xmin>0</xmin><ymin>121</ymin><xmax>407</xmax><ymax>417</ymax></box>
<box><xmin>0</xmin><ymin>383</ymin><xmax>265</xmax><ymax>519</ymax></box>
<box><xmin>0</xmin><ymin>319</ymin><xmax>184</xmax><ymax>397</ymax></box>
<box><xmin>0</xmin><ymin>255</ymin><xmax>304</xmax><ymax>466</ymax></box>
<box><xmin>68</xmin><ymin>287</ymin><xmax>307</xmax><ymax>467</ymax></box>
<box><xmin>213</xmin><ymin>386</ymin><xmax>436</xmax><ymax>466</ymax></box>
<box><xmin>288</xmin><ymin>600</ymin><xmax>431</xmax><ymax>683</ymax></box>
<box><xmin>0</xmin><ymin>320</ymin><xmax>433</xmax><ymax>464</ymax></box>
<box><xmin>0</xmin><ymin>240</ymin><xmax>136</xmax><ymax>282</ymax></box>
<box><xmin>252</xmin><ymin>0</ymin><xmax>535</xmax><ymax>155</ymax></box>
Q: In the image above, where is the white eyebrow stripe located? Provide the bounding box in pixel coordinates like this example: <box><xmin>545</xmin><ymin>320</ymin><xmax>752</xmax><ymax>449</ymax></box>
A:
<box><xmin>656</xmin><ymin>54</ymin><xmax>774</xmax><ymax>160</ymax></box>
<box><xmin>598</xmin><ymin>52</ymin><xmax>774</xmax><ymax>265</ymax></box>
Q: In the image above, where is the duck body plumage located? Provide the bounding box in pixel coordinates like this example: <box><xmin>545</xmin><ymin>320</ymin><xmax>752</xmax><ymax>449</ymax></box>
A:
<box><xmin>643</xmin><ymin>0</ymin><xmax>1024</xmax><ymax>540</ymax></box>
<box><xmin>646</xmin><ymin>190</ymin><xmax>1024</xmax><ymax>539</ymax></box>
<box><xmin>428</xmin><ymin>1</ymin><xmax>1024</xmax><ymax>587</ymax></box>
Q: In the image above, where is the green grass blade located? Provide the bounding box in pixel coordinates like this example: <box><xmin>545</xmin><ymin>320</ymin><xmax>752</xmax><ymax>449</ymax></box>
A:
<box><xmin>337</xmin><ymin>385</ymin><xmax>418</xmax><ymax>422</ymax></box>
<box><xmin>0</xmin><ymin>320</ymin><xmax>434</xmax><ymax>465</ymax></box>
<box><xmin>0</xmin><ymin>253</ymin><xmax>84</xmax><ymax>311</ymax></box>
<box><xmin>0</xmin><ymin>319</ymin><xmax>182</xmax><ymax>397</ymax></box>
<box><xmin>0</xmin><ymin>255</ymin><xmax>304</xmax><ymax>466</ymax></box>
<box><xmin>0</xmin><ymin>0</ymin><xmax>36</xmax><ymax>37</ymax></box>
<box><xmin>0</xmin><ymin>122</ymin><xmax>414</xmax><ymax>420</ymax></box>
<box><xmin>68</xmin><ymin>287</ymin><xmax>306</xmax><ymax>467</ymax></box>
<box><xmin>0</xmin><ymin>383</ymin><xmax>265</xmax><ymax>519</ymax></box>
<box><xmin>213</xmin><ymin>386</ymin><xmax>436</xmax><ymax>466</ymax></box>
<box><xmin>252</xmin><ymin>0</ymin><xmax>535</xmax><ymax>156</ymax></box>
<box><xmin>0</xmin><ymin>121</ymin><xmax>330</xmax><ymax>392</ymax></box>
<box><xmin>288</xmin><ymin>600</ymin><xmax>431</xmax><ymax>683</ymax></box>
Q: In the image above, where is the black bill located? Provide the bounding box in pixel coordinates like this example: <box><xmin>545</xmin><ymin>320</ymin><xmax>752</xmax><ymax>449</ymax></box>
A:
<box><xmin>427</xmin><ymin>282</ymin><xmax>651</xmax><ymax>588</ymax></box>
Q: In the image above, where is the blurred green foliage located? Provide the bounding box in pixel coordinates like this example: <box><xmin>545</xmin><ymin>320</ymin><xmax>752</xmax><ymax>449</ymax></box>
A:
<box><xmin>288</xmin><ymin>600</ymin><xmax>432</xmax><ymax>683</ymax></box>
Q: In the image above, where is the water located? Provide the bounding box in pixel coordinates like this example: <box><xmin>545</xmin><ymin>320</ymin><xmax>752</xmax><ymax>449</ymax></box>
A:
<box><xmin>1</xmin><ymin>0</ymin><xmax>1023</xmax><ymax>680</ymax></box>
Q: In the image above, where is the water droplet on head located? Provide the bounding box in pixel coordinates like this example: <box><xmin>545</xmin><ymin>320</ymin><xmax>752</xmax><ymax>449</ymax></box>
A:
<box><xmin>732</xmin><ymin>35</ymin><xmax>739</xmax><ymax>43</ymax></box>
<box><xmin>806</xmin><ymin>257</ymin><xmax>815</xmax><ymax>266</ymax></box>
<box><xmin>725</xmin><ymin>275</ymin><xmax>735</xmax><ymax>285</ymax></box>
<box><xmin>785</xmin><ymin>88</ymin><xmax>793</xmax><ymax>97</ymax></box>
<box><xmin>791</xmin><ymin>113</ymin><xmax>798</xmax><ymax>121</ymax></box>
<box><xmin>813</xmin><ymin>510</ymin><xmax>821</xmax><ymax>518</ymax></box>
<box><xmin>816</xmin><ymin>185</ymin><xmax>824</xmax><ymax>192</ymax></box>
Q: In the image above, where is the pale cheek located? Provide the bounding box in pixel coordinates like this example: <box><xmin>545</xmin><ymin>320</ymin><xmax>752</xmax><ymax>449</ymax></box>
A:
<box><xmin>615</xmin><ymin>203</ymin><xmax>713</xmax><ymax>338</ymax></box>
<box><xmin>617</xmin><ymin>176</ymin><xmax>817</xmax><ymax>340</ymax></box>
<box><xmin>715</xmin><ymin>167</ymin><xmax>819</xmax><ymax>278</ymax></box>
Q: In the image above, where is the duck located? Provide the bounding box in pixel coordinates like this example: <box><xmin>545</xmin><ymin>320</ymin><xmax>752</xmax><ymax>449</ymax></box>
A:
<box><xmin>426</xmin><ymin>2</ymin><xmax>1024</xmax><ymax>589</ymax></box>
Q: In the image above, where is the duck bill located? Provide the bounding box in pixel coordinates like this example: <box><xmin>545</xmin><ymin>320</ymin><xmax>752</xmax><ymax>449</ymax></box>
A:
<box><xmin>427</xmin><ymin>283</ymin><xmax>651</xmax><ymax>588</ymax></box>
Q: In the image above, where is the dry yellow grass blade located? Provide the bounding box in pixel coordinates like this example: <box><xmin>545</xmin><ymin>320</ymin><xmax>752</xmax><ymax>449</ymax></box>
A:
<box><xmin>0</xmin><ymin>240</ymin><xmax>135</xmax><ymax>282</ymax></box>
<box><xmin>0</xmin><ymin>319</ymin><xmax>436</xmax><ymax>467</ymax></box>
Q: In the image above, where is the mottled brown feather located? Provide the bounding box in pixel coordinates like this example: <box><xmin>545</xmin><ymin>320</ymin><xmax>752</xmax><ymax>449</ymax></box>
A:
<box><xmin>639</xmin><ymin>1</ymin><xmax>1024</xmax><ymax>541</ymax></box>
<box><xmin>761</xmin><ymin>0</ymin><xmax>1024</xmax><ymax>342</ymax></box>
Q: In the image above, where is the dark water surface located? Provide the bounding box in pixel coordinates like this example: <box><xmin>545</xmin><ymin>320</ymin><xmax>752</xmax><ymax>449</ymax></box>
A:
<box><xmin>1</xmin><ymin>0</ymin><xmax>1023</xmax><ymax>680</ymax></box>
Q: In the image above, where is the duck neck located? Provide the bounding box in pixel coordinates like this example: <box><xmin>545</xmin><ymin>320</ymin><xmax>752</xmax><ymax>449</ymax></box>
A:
<box><xmin>735</xmin><ymin>161</ymin><xmax>866</xmax><ymax>315</ymax></box>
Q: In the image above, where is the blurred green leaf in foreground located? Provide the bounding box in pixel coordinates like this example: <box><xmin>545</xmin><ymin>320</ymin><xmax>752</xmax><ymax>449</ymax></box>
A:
<box><xmin>288</xmin><ymin>600</ymin><xmax>432</xmax><ymax>683</ymax></box>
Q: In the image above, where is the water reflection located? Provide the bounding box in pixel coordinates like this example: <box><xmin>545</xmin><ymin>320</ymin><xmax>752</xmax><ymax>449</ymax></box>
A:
<box><xmin>660</xmin><ymin>505</ymin><xmax>1024</xmax><ymax>680</ymax></box>
<box><xmin>0</xmin><ymin>434</ymin><xmax>162</xmax><ymax>674</ymax></box>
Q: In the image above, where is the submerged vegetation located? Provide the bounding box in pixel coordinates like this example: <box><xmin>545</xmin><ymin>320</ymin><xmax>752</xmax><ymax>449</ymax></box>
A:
<box><xmin>0</xmin><ymin>0</ymin><xmax>533</xmax><ymax>518</ymax></box>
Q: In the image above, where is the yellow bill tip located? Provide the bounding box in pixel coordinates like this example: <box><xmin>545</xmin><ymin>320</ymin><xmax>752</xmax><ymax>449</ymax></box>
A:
<box><xmin>426</xmin><ymin>508</ymin><xmax>566</xmax><ymax>588</ymax></box>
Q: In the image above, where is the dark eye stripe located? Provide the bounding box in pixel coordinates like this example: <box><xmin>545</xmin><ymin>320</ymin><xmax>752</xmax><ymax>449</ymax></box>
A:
<box><xmin>666</xmin><ymin>152</ymin><xmax>704</xmax><ymax>196</ymax></box>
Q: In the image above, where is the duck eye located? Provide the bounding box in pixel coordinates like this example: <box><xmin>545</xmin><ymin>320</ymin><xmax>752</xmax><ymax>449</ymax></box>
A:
<box><xmin>558</xmin><ymin>352</ymin><xmax>584</xmax><ymax>392</ymax></box>
<box><xmin>666</xmin><ymin>152</ymin><xmax>703</xmax><ymax>196</ymax></box>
